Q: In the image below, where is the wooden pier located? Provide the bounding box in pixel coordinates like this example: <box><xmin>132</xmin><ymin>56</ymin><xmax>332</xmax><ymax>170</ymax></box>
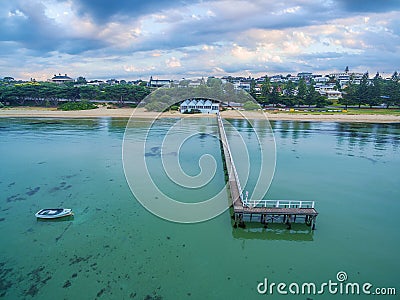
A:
<box><xmin>216</xmin><ymin>113</ymin><xmax>318</xmax><ymax>229</ymax></box>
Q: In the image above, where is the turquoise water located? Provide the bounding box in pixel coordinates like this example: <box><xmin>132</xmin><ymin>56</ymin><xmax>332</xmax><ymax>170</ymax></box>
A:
<box><xmin>0</xmin><ymin>117</ymin><xmax>399</xmax><ymax>299</ymax></box>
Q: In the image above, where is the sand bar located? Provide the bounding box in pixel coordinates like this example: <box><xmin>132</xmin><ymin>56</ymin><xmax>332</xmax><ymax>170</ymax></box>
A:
<box><xmin>1</xmin><ymin>107</ymin><xmax>400</xmax><ymax>123</ymax></box>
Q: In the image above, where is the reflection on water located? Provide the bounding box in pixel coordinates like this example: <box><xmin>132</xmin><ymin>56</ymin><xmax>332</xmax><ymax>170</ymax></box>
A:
<box><xmin>270</xmin><ymin>121</ymin><xmax>400</xmax><ymax>160</ymax></box>
<box><xmin>5</xmin><ymin>118</ymin><xmax>397</xmax><ymax>153</ymax></box>
<box><xmin>232</xmin><ymin>221</ymin><xmax>314</xmax><ymax>241</ymax></box>
<box><xmin>229</xmin><ymin>208</ymin><xmax>315</xmax><ymax>242</ymax></box>
<box><xmin>36</xmin><ymin>215</ymin><xmax>75</xmax><ymax>223</ymax></box>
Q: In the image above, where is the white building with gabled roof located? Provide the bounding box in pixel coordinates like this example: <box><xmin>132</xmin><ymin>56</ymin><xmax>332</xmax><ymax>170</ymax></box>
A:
<box><xmin>180</xmin><ymin>99</ymin><xmax>220</xmax><ymax>114</ymax></box>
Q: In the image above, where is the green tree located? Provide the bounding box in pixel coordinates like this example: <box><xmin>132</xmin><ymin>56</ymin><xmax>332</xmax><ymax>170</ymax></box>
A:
<box><xmin>76</xmin><ymin>76</ymin><xmax>87</xmax><ymax>84</ymax></box>
<box><xmin>334</xmin><ymin>80</ymin><xmax>341</xmax><ymax>91</ymax></box>
<box><xmin>304</xmin><ymin>84</ymin><xmax>317</xmax><ymax>107</ymax></box>
<box><xmin>367</xmin><ymin>76</ymin><xmax>383</xmax><ymax>108</ymax></box>
<box><xmin>179</xmin><ymin>80</ymin><xmax>190</xmax><ymax>88</ymax></box>
<box><xmin>385</xmin><ymin>74</ymin><xmax>400</xmax><ymax>108</ymax></box>
<box><xmin>221</xmin><ymin>82</ymin><xmax>235</xmax><ymax>106</ymax></box>
<box><xmin>249</xmin><ymin>78</ymin><xmax>257</xmax><ymax>99</ymax></box>
<box><xmin>356</xmin><ymin>72</ymin><xmax>369</xmax><ymax>108</ymax></box>
<box><xmin>391</xmin><ymin>71</ymin><xmax>399</xmax><ymax>82</ymax></box>
<box><xmin>269</xmin><ymin>85</ymin><xmax>280</xmax><ymax>107</ymax></box>
<box><xmin>206</xmin><ymin>77</ymin><xmax>222</xmax><ymax>88</ymax></box>
<box><xmin>261</xmin><ymin>76</ymin><xmax>271</xmax><ymax>98</ymax></box>
<box><xmin>297</xmin><ymin>78</ymin><xmax>307</xmax><ymax>106</ymax></box>
<box><xmin>284</xmin><ymin>80</ymin><xmax>296</xmax><ymax>97</ymax></box>
<box><xmin>341</xmin><ymin>83</ymin><xmax>357</xmax><ymax>109</ymax></box>
<box><xmin>79</xmin><ymin>85</ymin><xmax>100</xmax><ymax>100</ymax></box>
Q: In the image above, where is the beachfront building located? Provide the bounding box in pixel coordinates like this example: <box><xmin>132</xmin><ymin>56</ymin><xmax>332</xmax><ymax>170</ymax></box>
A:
<box><xmin>180</xmin><ymin>99</ymin><xmax>220</xmax><ymax>114</ymax></box>
<box><xmin>49</xmin><ymin>74</ymin><xmax>74</xmax><ymax>84</ymax></box>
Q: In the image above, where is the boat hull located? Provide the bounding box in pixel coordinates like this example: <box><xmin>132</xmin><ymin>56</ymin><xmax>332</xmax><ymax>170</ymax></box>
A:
<box><xmin>35</xmin><ymin>208</ymin><xmax>73</xmax><ymax>219</ymax></box>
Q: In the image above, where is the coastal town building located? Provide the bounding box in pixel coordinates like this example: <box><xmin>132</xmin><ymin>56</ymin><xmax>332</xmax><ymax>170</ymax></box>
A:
<box><xmin>87</xmin><ymin>80</ymin><xmax>105</xmax><ymax>86</ymax></box>
<box><xmin>297</xmin><ymin>72</ymin><xmax>313</xmax><ymax>82</ymax></box>
<box><xmin>314</xmin><ymin>76</ymin><xmax>330</xmax><ymax>84</ymax></box>
<box><xmin>48</xmin><ymin>74</ymin><xmax>74</xmax><ymax>84</ymax></box>
<box><xmin>148</xmin><ymin>76</ymin><xmax>172</xmax><ymax>88</ymax></box>
<box><xmin>329</xmin><ymin>72</ymin><xmax>364</xmax><ymax>88</ymax></box>
<box><xmin>221</xmin><ymin>76</ymin><xmax>252</xmax><ymax>92</ymax></box>
<box><xmin>106</xmin><ymin>79</ymin><xmax>119</xmax><ymax>85</ymax></box>
<box><xmin>287</xmin><ymin>76</ymin><xmax>300</xmax><ymax>83</ymax></box>
<box><xmin>315</xmin><ymin>85</ymin><xmax>342</xmax><ymax>100</ymax></box>
<box><xmin>233</xmin><ymin>81</ymin><xmax>251</xmax><ymax>92</ymax></box>
<box><xmin>270</xmin><ymin>75</ymin><xmax>286</xmax><ymax>83</ymax></box>
<box><xmin>188</xmin><ymin>79</ymin><xmax>204</xmax><ymax>88</ymax></box>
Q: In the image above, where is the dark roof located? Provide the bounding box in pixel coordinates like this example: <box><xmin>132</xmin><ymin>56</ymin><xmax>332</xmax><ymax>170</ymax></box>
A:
<box><xmin>52</xmin><ymin>74</ymin><xmax>73</xmax><ymax>80</ymax></box>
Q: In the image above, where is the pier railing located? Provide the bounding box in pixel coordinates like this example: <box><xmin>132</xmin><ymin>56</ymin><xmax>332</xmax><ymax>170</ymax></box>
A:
<box><xmin>217</xmin><ymin>113</ymin><xmax>243</xmax><ymax>202</ymax></box>
<box><xmin>243</xmin><ymin>199</ymin><xmax>315</xmax><ymax>209</ymax></box>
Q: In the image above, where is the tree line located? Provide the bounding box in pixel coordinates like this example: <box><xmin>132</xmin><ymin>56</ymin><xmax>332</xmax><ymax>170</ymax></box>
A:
<box><xmin>1</xmin><ymin>71</ymin><xmax>399</xmax><ymax>109</ymax></box>
<box><xmin>251</xmin><ymin>71</ymin><xmax>400</xmax><ymax>108</ymax></box>
<box><xmin>0</xmin><ymin>81</ymin><xmax>150</xmax><ymax>106</ymax></box>
<box><xmin>340</xmin><ymin>72</ymin><xmax>400</xmax><ymax>109</ymax></box>
<box><xmin>252</xmin><ymin>77</ymin><xmax>330</xmax><ymax>108</ymax></box>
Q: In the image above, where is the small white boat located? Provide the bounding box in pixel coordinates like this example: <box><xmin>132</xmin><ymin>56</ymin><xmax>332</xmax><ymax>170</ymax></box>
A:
<box><xmin>35</xmin><ymin>208</ymin><xmax>73</xmax><ymax>219</ymax></box>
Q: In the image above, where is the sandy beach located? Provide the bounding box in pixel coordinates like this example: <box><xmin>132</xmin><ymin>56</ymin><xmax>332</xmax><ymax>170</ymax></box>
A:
<box><xmin>1</xmin><ymin>106</ymin><xmax>399</xmax><ymax>123</ymax></box>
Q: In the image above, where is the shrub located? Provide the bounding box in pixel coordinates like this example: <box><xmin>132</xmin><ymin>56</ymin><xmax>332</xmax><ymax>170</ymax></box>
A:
<box><xmin>169</xmin><ymin>105</ymin><xmax>180</xmax><ymax>111</ymax></box>
<box><xmin>58</xmin><ymin>101</ymin><xmax>98</xmax><ymax>111</ymax></box>
<box><xmin>182</xmin><ymin>109</ymin><xmax>201</xmax><ymax>114</ymax></box>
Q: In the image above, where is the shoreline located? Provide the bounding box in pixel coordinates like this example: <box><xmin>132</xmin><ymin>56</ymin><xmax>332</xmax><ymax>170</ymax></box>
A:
<box><xmin>1</xmin><ymin>106</ymin><xmax>400</xmax><ymax>123</ymax></box>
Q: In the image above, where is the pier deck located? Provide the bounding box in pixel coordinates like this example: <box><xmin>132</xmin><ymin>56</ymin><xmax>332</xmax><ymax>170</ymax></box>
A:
<box><xmin>216</xmin><ymin>113</ymin><xmax>318</xmax><ymax>228</ymax></box>
<box><xmin>216</xmin><ymin>113</ymin><xmax>243</xmax><ymax>208</ymax></box>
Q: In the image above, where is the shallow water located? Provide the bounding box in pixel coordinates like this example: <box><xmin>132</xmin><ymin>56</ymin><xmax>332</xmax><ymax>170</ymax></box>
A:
<box><xmin>0</xmin><ymin>117</ymin><xmax>399</xmax><ymax>299</ymax></box>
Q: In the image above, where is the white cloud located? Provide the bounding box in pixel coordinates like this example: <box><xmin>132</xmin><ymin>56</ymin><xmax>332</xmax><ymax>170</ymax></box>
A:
<box><xmin>8</xmin><ymin>9</ymin><xmax>26</xmax><ymax>18</ymax></box>
<box><xmin>273</xmin><ymin>5</ymin><xmax>301</xmax><ymax>15</ymax></box>
<box><xmin>166</xmin><ymin>57</ymin><xmax>181</xmax><ymax>68</ymax></box>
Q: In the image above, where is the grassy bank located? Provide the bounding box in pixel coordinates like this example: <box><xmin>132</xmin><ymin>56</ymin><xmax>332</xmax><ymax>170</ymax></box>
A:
<box><xmin>268</xmin><ymin>108</ymin><xmax>400</xmax><ymax>116</ymax></box>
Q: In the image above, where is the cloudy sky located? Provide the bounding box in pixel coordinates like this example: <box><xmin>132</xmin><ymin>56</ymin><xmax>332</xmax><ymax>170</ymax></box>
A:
<box><xmin>1</xmin><ymin>0</ymin><xmax>399</xmax><ymax>81</ymax></box>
